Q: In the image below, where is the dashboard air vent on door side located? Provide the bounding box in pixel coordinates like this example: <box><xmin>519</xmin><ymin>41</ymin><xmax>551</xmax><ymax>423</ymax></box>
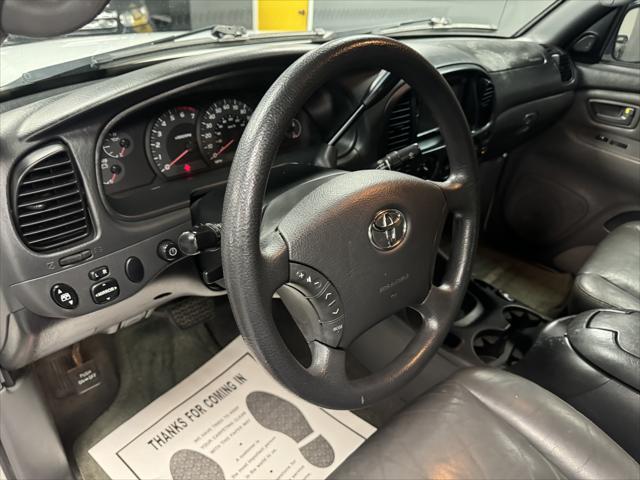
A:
<box><xmin>13</xmin><ymin>145</ymin><xmax>92</xmax><ymax>252</ymax></box>
<box><xmin>557</xmin><ymin>53</ymin><xmax>573</xmax><ymax>82</ymax></box>
<box><xmin>477</xmin><ymin>77</ymin><xmax>495</xmax><ymax>110</ymax></box>
<box><xmin>385</xmin><ymin>93</ymin><xmax>414</xmax><ymax>152</ymax></box>
<box><xmin>544</xmin><ymin>45</ymin><xmax>574</xmax><ymax>83</ymax></box>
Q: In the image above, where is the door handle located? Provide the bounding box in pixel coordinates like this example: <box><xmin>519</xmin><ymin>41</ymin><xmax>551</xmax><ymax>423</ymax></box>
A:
<box><xmin>588</xmin><ymin>99</ymin><xmax>638</xmax><ymax>127</ymax></box>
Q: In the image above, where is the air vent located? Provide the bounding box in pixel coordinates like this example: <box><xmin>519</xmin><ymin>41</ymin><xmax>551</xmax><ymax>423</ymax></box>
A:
<box><xmin>544</xmin><ymin>46</ymin><xmax>573</xmax><ymax>83</ymax></box>
<box><xmin>386</xmin><ymin>93</ymin><xmax>414</xmax><ymax>152</ymax></box>
<box><xmin>13</xmin><ymin>145</ymin><xmax>92</xmax><ymax>252</ymax></box>
<box><xmin>477</xmin><ymin>77</ymin><xmax>495</xmax><ymax>110</ymax></box>
<box><xmin>557</xmin><ymin>53</ymin><xmax>573</xmax><ymax>82</ymax></box>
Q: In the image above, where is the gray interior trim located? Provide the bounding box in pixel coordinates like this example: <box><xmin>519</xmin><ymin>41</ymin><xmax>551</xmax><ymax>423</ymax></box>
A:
<box><xmin>0</xmin><ymin>372</ymin><xmax>73</xmax><ymax>480</ymax></box>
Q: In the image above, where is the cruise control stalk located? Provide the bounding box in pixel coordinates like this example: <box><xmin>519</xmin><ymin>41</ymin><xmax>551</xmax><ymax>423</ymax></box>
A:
<box><xmin>178</xmin><ymin>223</ymin><xmax>222</xmax><ymax>256</ymax></box>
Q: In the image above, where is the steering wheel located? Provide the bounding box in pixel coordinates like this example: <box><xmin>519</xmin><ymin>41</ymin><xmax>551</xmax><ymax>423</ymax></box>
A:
<box><xmin>221</xmin><ymin>36</ymin><xmax>478</xmax><ymax>410</ymax></box>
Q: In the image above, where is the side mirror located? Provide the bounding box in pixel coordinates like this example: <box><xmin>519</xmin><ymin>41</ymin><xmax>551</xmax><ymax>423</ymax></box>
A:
<box><xmin>616</xmin><ymin>34</ymin><xmax>629</xmax><ymax>45</ymax></box>
<box><xmin>613</xmin><ymin>6</ymin><xmax>639</xmax><ymax>63</ymax></box>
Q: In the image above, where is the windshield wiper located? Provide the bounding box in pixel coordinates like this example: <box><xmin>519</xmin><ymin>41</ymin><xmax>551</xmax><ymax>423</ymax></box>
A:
<box><xmin>375</xmin><ymin>17</ymin><xmax>497</xmax><ymax>35</ymax></box>
<box><xmin>1</xmin><ymin>26</ymin><xmax>328</xmax><ymax>95</ymax></box>
<box><xmin>133</xmin><ymin>24</ymin><xmax>327</xmax><ymax>46</ymax></box>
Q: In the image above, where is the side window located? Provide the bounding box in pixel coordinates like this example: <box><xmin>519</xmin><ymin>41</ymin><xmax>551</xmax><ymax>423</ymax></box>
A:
<box><xmin>614</xmin><ymin>7</ymin><xmax>640</xmax><ymax>63</ymax></box>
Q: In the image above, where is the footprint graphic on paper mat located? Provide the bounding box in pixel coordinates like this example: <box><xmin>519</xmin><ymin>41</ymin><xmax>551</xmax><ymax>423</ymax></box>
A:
<box><xmin>246</xmin><ymin>391</ymin><xmax>335</xmax><ymax>468</ymax></box>
<box><xmin>170</xmin><ymin>449</ymin><xmax>225</xmax><ymax>480</ymax></box>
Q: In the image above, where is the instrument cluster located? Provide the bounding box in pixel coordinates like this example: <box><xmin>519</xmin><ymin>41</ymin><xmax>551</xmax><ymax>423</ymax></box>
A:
<box><xmin>99</xmin><ymin>95</ymin><xmax>305</xmax><ymax>196</ymax></box>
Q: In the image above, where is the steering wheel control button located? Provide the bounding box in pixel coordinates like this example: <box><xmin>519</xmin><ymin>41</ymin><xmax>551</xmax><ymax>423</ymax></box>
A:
<box><xmin>289</xmin><ymin>264</ymin><xmax>328</xmax><ymax>298</ymax></box>
<box><xmin>51</xmin><ymin>284</ymin><xmax>79</xmax><ymax>309</ymax></box>
<box><xmin>124</xmin><ymin>256</ymin><xmax>144</xmax><ymax>283</ymax></box>
<box><xmin>59</xmin><ymin>249</ymin><xmax>92</xmax><ymax>267</ymax></box>
<box><xmin>310</xmin><ymin>284</ymin><xmax>344</xmax><ymax>321</ymax></box>
<box><xmin>88</xmin><ymin>266</ymin><xmax>109</xmax><ymax>281</ymax></box>
<box><xmin>91</xmin><ymin>278</ymin><xmax>120</xmax><ymax>304</ymax></box>
<box><xmin>157</xmin><ymin>240</ymin><xmax>180</xmax><ymax>262</ymax></box>
<box><xmin>320</xmin><ymin>318</ymin><xmax>344</xmax><ymax>347</ymax></box>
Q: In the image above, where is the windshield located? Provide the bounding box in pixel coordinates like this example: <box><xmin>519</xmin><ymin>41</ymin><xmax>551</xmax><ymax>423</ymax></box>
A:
<box><xmin>1</xmin><ymin>0</ymin><xmax>558</xmax><ymax>89</ymax></box>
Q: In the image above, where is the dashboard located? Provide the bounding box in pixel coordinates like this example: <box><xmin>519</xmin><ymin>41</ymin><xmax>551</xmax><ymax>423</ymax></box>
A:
<box><xmin>0</xmin><ymin>37</ymin><xmax>576</xmax><ymax>369</ymax></box>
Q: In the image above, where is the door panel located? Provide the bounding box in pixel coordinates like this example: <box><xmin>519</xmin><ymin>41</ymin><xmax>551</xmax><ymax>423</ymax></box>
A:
<box><xmin>494</xmin><ymin>64</ymin><xmax>640</xmax><ymax>273</ymax></box>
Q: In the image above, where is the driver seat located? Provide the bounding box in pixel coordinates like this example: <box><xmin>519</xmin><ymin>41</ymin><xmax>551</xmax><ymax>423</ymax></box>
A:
<box><xmin>331</xmin><ymin>368</ymin><xmax>639</xmax><ymax>479</ymax></box>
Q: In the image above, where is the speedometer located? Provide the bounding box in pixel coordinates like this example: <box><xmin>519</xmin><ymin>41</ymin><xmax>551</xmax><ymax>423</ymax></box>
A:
<box><xmin>197</xmin><ymin>99</ymin><xmax>253</xmax><ymax>167</ymax></box>
<box><xmin>148</xmin><ymin>106</ymin><xmax>208</xmax><ymax>178</ymax></box>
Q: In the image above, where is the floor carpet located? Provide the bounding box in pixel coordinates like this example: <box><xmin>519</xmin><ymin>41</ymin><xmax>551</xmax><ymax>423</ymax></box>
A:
<box><xmin>472</xmin><ymin>245</ymin><xmax>573</xmax><ymax>317</ymax></box>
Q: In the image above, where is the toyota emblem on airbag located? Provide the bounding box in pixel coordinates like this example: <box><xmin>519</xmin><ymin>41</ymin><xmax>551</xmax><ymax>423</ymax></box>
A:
<box><xmin>369</xmin><ymin>209</ymin><xmax>407</xmax><ymax>250</ymax></box>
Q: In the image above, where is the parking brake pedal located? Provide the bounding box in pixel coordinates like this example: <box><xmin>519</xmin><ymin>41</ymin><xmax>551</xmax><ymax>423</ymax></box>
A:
<box><xmin>159</xmin><ymin>297</ymin><xmax>217</xmax><ymax>329</ymax></box>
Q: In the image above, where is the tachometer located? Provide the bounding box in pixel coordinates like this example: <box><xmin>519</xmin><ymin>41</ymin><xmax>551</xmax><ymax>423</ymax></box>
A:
<box><xmin>197</xmin><ymin>99</ymin><xmax>253</xmax><ymax>167</ymax></box>
<box><xmin>148</xmin><ymin>106</ymin><xmax>207</xmax><ymax>178</ymax></box>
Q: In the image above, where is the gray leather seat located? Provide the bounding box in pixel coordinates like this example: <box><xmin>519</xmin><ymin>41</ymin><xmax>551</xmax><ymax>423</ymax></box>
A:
<box><xmin>332</xmin><ymin>368</ymin><xmax>639</xmax><ymax>480</ymax></box>
<box><xmin>570</xmin><ymin>221</ymin><xmax>640</xmax><ymax>313</ymax></box>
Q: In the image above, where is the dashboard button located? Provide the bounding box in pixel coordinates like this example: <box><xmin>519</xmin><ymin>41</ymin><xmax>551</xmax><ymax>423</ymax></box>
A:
<box><xmin>88</xmin><ymin>266</ymin><xmax>109</xmax><ymax>281</ymax></box>
<box><xmin>51</xmin><ymin>284</ymin><xmax>79</xmax><ymax>309</ymax></box>
<box><xmin>125</xmin><ymin>257</ymin><xmax>144</xmax><ymax>283</ymax></box>
<box><xmin>91</xmin><ymin>278</ymin><xmax>120</xmax><ymax>304</ymax></box>
<box><xmin>157</xmin><ymin>240</ymin><xmax>180</xmax><ymax>262</ymax></box>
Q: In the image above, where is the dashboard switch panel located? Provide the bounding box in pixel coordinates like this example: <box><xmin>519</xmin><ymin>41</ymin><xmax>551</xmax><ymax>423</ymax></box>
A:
<box><xmin>51</xmin><ymin>284</ymin><xmax>79</xmax><ymax>310</ymax></box>
<box><xmin>91</xmin><ymin>278</ymin><xmax>120</xmax><ymax>304</ymax></box>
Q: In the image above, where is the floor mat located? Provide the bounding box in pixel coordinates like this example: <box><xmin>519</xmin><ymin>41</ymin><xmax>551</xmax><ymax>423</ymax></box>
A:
<box><xmin>73</xmin><ymin>316</ymin><xmax>221</xmax><ymax>480</ymax></box>
<box><xmin>472</xmin><ymin>246</ymin><xmax>573</xmax><ymax>317</ymax></box>
<box><xmin>89</xmin><ymin>337</ymin><xmax>375</xmax><ymax>480</ymax></box>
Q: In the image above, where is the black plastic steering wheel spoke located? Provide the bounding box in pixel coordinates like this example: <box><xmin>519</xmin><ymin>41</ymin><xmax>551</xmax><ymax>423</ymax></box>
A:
<box><xmin>307</xmin><ymin>341</ymin><xmax>349</xmax><ymax>382</ymax></box>
<box><xmin>259</xmin><ymin>231</ymin><xmax>290</xmax><ymax>296</ymax></box>
<box><xmin>429</xmin><ymin>175</ymin><xmax>472</xmax><ymax>215</ymax></box>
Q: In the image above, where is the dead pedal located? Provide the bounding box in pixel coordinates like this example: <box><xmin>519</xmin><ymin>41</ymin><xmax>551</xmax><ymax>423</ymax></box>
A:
<box><xmin>161</xmin><ymin>297</ymin><xmax>216</xmax><ymax>329</ymax></box>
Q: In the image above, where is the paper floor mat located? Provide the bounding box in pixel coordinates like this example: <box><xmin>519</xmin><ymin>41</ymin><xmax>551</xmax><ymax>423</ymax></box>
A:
<box><xmin>89</xmin><ymin>337</ymin><xmax>376</xmax><ymax>479</ymax></box>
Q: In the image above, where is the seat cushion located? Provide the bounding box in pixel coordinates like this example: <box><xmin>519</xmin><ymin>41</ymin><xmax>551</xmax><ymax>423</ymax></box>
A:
<box><xmin>570</xmin><ymin>222</ymin><xmax>640</xmax><ymax>312</ymax></box>
<box><xmin>331</xmin><ymin>368</ymin><xmax>639</xmax><ymax>480</ymax></box>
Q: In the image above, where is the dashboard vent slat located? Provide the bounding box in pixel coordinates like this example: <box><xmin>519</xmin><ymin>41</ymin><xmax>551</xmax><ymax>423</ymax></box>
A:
<box><xmin>13</xmin><ymin>146</ymin><xmax>92</xmax><ymax>252</ymax></box>
<box><xmin>17</xmin><ymin>178</ymin><xmax>79</xmax><ymax>198</ymax></box>
<box><xmin>386</xmin><ymin>94</ymin><xmax>414</xmax><ymax>152</ymax></box>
